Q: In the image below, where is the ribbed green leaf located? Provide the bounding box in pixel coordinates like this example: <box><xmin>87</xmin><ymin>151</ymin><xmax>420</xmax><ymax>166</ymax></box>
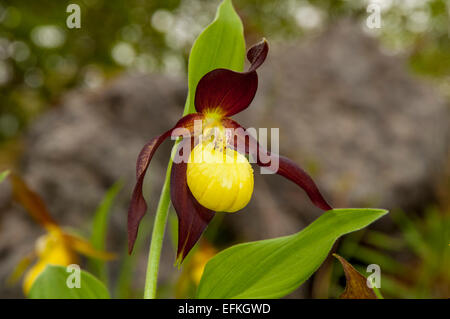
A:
<box><xmin>197</xmin><ymin>208</ymin><xmax>388</xmax><ymax>299</ymax></box>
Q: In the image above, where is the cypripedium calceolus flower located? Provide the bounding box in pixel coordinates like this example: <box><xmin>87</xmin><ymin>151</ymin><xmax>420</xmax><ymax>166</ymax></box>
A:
<box><xmin>8</xmin><ymin>173</ymin><xmax>115</xmax><ymax>295</ymax></box>
<box><xmin>128</xmin><ymin>40</ymin><xmax>332</xmax><ymax>262</ymax></box>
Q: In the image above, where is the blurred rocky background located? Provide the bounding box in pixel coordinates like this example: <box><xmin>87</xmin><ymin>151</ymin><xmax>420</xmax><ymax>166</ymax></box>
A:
<box><xmin>0</xmin><ymin>0</ymin><xmax>449</xmax><ymax>298</ymax></box>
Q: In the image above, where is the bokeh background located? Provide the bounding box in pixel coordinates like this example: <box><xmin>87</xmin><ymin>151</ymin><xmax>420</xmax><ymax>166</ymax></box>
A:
<box><xmin>0</xmin><ymin>0</ymin><xmax>449</xmax><ymax>298</ymax></box>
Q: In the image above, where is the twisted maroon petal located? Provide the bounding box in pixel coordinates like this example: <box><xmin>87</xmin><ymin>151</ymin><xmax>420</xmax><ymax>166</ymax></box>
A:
<box><xmin>194</xmin><ymin>39</ymin><xmax>269</xmax><ymax>117</ymax></box>
<box><xmin>170</xmin><ymin>139</ymin><xmax>215</xmax><ymax>262</ymax></box>
<box><xmin>247</xmin><ymin>38</ymin><xmax>269</xmax><ymax>71</ymax></box>
<box><xmin>222</xmin><ymin>118</ymin><xmax>332</xmax><ymax>211</ymax></box>
<box><xmin>128</xmin><ymin>113</ymin><xmax>204</xmax><ymax>254</ymax></box>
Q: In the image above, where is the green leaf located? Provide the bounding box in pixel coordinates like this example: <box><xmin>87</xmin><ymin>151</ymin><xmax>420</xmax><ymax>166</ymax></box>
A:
<box><xmin>184</xmin><ymin>0</ymin><xmax>245</xmax><ymax>114</ymax></box>
<box><xmin>0</xmin><ymin>170</ymin><xmax>9</xmax><ymax>183</ymax></box>
<box><xmin>29</xmin><ymin>265</ymin><xmax>110</xmax><ymax>299</ymax></box>
<box><xmin>197</xmin><ymin>208</ymin><xmax>388</xmax><ymax>299</ymax></box>
<box><xmin>88</xmin><ymin>181</ymin><xmax>122</xmax><ymax>285</ymax></box>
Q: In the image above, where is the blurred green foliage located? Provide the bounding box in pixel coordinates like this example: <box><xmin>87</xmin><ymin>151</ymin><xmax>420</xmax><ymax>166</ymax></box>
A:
<box><xmin>0</xmin><ymin>0</ymin><xmax>449</xmax><ymax>143</ymax></box>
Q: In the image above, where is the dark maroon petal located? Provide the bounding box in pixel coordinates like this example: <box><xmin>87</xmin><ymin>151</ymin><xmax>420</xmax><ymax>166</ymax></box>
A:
<box><xmin>194</xmin><ymin>39</ymin><xmax>269</xmax><ymax>117</ymax></box>
<box><xmin>247</xmin><ymin>38</ymin><xmax>269</xmax><ymax>71</ymax></box>
<box><xmin>128</xmin><ymin>113</ymin><xmax>204</xmax><ymax>254</ymax></box>
<box><xmin>275</xmin><ymin>156</ymin><xmax>332</xmax><ymax>211</ymax></box>
<box><xmin>222</xmin><ymin>118</ymin><xmax>332</xmax><ymax>211</ymax></box>
<box><xmin>195</xmin><ymin>69</ymin><xmax>257</xmax><ymax>117</ymax></box>
<box><xmin>170</xmin><ymin>139</ymin><xmax>215</xmax><ymax>262</ymax></box>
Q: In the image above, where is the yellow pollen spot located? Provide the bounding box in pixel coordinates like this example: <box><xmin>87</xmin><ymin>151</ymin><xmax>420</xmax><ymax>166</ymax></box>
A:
<box><xmin>203</xmin><ymin>108</ymin><xmax>225</xmax><ymax>121</ymax></box>
<box><xmin>186</xmin><ymin>137</ymin><xmax>254</xmax><ymax>212</ymax></box>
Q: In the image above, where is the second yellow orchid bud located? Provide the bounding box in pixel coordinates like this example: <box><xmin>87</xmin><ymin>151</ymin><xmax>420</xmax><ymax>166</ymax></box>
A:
<box><xmin>23</xmin><ymin>230</ymin><xmax>76</xmax><ymax>295</ymax></box>
<box><xmin>186</xmin><ymin>142</ymin><xmax>254</xmax><ymax>212</ymax></box>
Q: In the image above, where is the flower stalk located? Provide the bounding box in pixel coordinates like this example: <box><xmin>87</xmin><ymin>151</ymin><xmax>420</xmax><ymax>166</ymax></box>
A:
<box><xmin>143</xmin><ymin>102</ymin><xmax>192</xmax><ymax>299</ymax></box>
<box><xmin>143</xmin><ymin>158</ymin><xmax>173</xmax><ymax>299</ymax></box>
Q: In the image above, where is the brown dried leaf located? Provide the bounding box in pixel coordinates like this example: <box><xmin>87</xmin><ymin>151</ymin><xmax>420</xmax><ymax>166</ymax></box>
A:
<box><xmin>334</xmin><ymin>253</ymin><xmax>377</xmax><ymax>299</ymax></box>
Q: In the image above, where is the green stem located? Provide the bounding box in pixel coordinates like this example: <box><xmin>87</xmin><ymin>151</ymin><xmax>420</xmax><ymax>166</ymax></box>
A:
<box><xmin>143</xmin><ymin>158</ymin><xmax>173</xmax><ymax>299</ymax></box>
<box><xmin>143</xmin><ymin>97</ymin><xmax>192</xmax><ymax>299</ymax></box>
